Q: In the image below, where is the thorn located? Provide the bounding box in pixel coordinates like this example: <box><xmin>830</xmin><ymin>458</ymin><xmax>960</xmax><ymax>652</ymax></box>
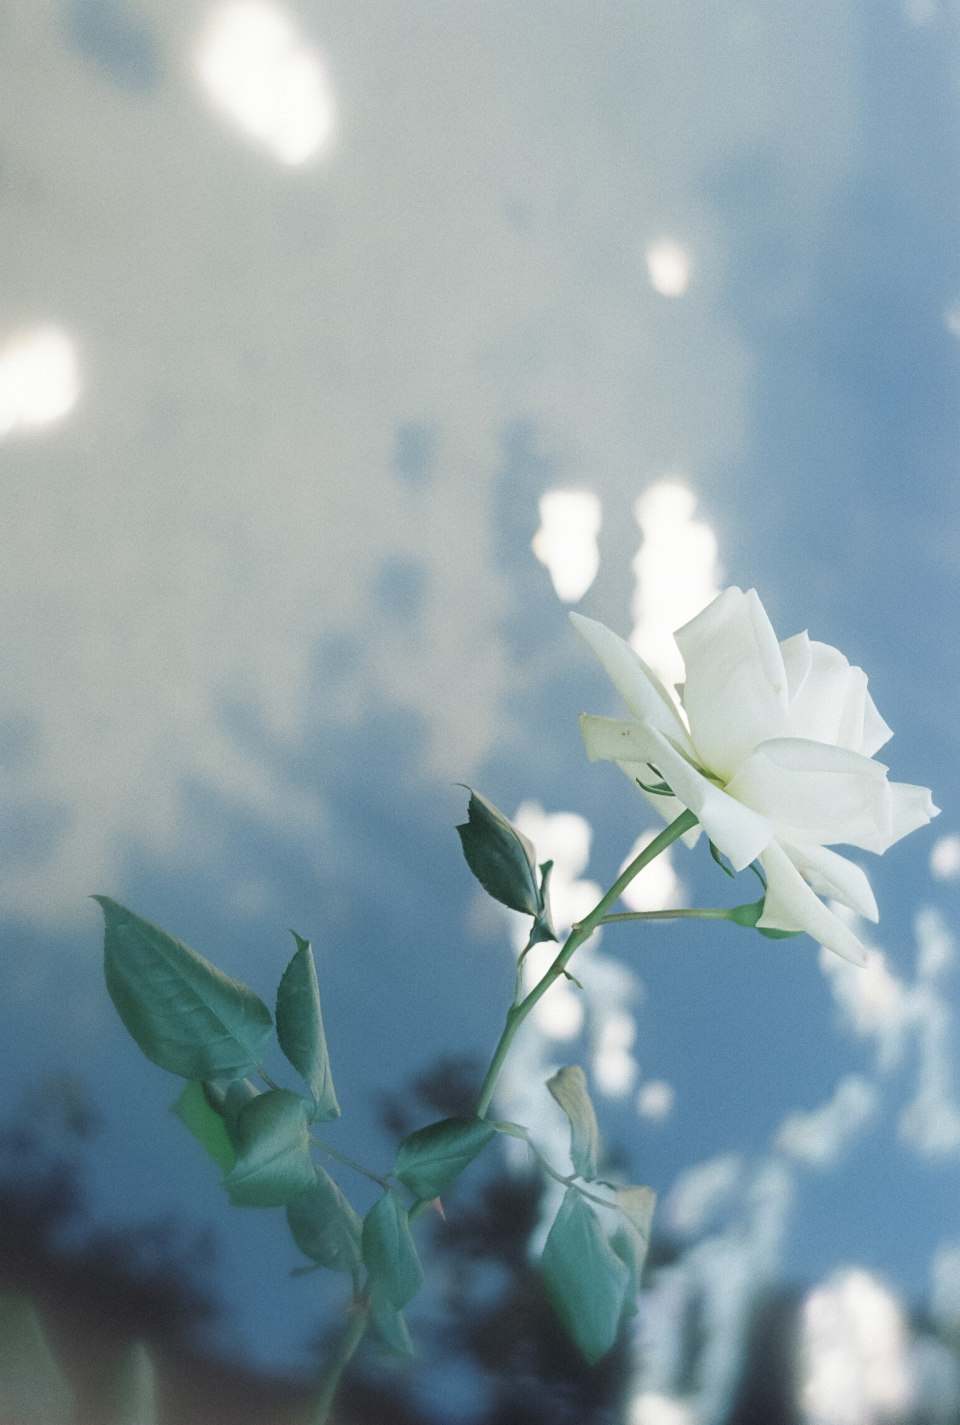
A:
<box><xmin>429</xmin><ymin>1196</ymin><xmax>446</xmax><ymax>1220</ymax></box>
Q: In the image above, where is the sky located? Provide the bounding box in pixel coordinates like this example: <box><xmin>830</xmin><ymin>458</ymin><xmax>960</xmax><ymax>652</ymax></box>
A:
<box><xmin>1</xmin><ymin>2</ymin><xmax>960</xmax><ymax>1421</ymax></box>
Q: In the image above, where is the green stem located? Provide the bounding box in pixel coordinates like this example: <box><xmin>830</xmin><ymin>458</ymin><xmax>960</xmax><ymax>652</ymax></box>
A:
<box><xmin>521</xmin><ymin>1132</ymin><xmax>615</xmax><ymax>1210</ymax></box>
<box><xmin>475</xmin><ymin>808</ymin><xmax>697</xmax><ymax>1119</ymax></box>
<box><xmin>312</xmin><ymin>1298</ymin><xmax>370</xmax><ymax>1425</ymax></box>
<box><xmin>309</xmin><ymin>1135</ymin><xmax>391</xmax><ymax>1190</ymax></box>
<box><xmin>596</xmin><ymin>907</ymin><xmax>737</xmax><ymax>925</ymax></box>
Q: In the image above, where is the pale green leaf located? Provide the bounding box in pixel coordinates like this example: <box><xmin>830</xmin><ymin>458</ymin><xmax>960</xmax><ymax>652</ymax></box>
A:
<box><xmin>170</xmin><ymin>1081</ymin><xmax>236</xmax><ymax>1173</ymax></box>
<box><xmin>286</xmin><ymin>1165</ymin><xmax>362</xmax><ymax>1272</ymax></box>
<box><xmin>394</xmin><ymin>1116</ymin><xmax>496</xmax><ymax>1200</ymax></box>
<box><xmin>361</xmin><ymin>1191</ymin><xmax>423</xmax><ymax>1309</ymax></box>
<box><xmin>276</xmin><ymin>933</ymin><xmax>339</xmax><ymax>1120</ymax></box>
<box><xmin>221</xmin><ymin>1089</ymin><xmax>316</xmax><ymax>1207</ymax></box>
<box><xmin>369</xmin><ymin>1294</ymin><xmax>414</xmax><ymax>1358</ymax></box>
<box><xmin>546</xmin><ymin>1066</ymin><xmax>600</xmax><ymax>1181</ymax></box>
<box><xmin>97</xmin><ymin>898</ymin><xmax>274</xmax><ymax>1080</ymax></box>
<box><xmin>540</xmin><ymin>1188</ymin><xmax>631</xmax><ymax>1364</ymax></box>
<box><xmin>616</xmin><ymin>1185</ymin><xmax>656</xmax><ymax>1241</ymax></box>
<box><xmin>0</xmin><ymin>1297</ymin><xmax>73</xmax><ymax>1424</ymax></box>
<box><xmin>105</xmin><ymin>1340</ymin><xmax>156</xmax><ymax>1425</ymax></box>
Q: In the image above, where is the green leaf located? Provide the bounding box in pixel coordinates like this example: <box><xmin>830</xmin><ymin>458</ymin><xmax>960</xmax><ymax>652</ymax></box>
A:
<box><xmin>492</xmin><ymin>1119</ymin><xmax>529</xmax><ymax>1140</ymax></box>
<box><xmin>546</xmin><ymin>1066</ymin><xmax>600</xmax><ymax>1181</ymax></box>
<box><xmin>171</xmin><ymin>1081</ymin><xmax>236</xmax><ymax>1173</ymax></box>
<box><xmin>369</xmin><ymin>1294</ymin><xmax>415</xmax><ymax>1358</ymax></box>
<box><xmin>96</xmin><ymin>898</ymin><xmax>274</xmax><ymax>1080</ymax></box>
<box><xmin>757</xmin><ymin>924</ymin><xmax>803</xmax><ymax>940</ymax></box>
<box><xmin>286</xmin><ymin>1165</ymin><xmax>363</xmax><ymax>1272</ymax></box>
<box><xmin>105</xmin><ymin>1340</ymin><xmax>156</xmax><ymax>1425</ymax></box>
<box><xmin>221</xmin><ymin>1089</ymin><xmax>316</xmax><ymax>1207</ymax></box>
<box><xmin>394</xmin><ymin>1116</ymin><xmax>496</xmax><ymax>1200</ymax></box>
<box><xmin>362</xmin><ymin>1191</ymin><xmax>423</xmax><ymax>1309</ymax></box>
<box><xmin>611</xmin><ymin>1185</ymin><xmax>656</xmax><ymax>1315</ymax></box>
<box><xmin>0</xmin><ymin>1296</ymin><xmax>73</xmax><ymax>1424</ymax></box>
<box><xmin>456</xmin><ymin>790</ymin><xmax>556</xmax><ymax>939</ymax></box>
<box><xmin>276</xmin><ymin>933</ymin><xmax>340</xmax><ymax>1120</ymax></box>
<box><xmin>708</xmin><ymin>840</ymin><xmax>736</xmax><ymax>879</ymax></box>
<box><xmin>540</xmin><ymin>1188</ymin><xmax>631</xmax><ymax>1365</ymax></box>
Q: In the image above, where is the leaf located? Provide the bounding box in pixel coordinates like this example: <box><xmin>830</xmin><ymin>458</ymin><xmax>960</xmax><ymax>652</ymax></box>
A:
<box><xmin>369</xmin><ymin>1294</ymin><xmax>415</xmax><ymax>1358</ymax></box>
<box><xmin>611</xmin><ymin>1185</ymin><xmax>656</xmax><ymax>1315</ymax></box>
<box><xmin>221</xmin><ymin>1089</ymin><xmax>316</xmax><ymax>1207</ymax></box>
<box><xmin>362</xmin><ymin>1191</ymin><xmax>424</xmax><ymax>1309</ymax></box>
<box><xmin>546</xmin><ymin>1066</ymin><xmax>600</xmax><ymax>1181</ymax></box>
<box><xmin>170</xmin><ymin>1081</ymin><xmax>236</xmax><ymax>1173</ymax></box>
<box><xmin>97</xmin><ymin>898</ymin><xmax>274</xmax><ymax>1080</ymax></box>
<box><xmin>286</xmin><ymin>1165</ymin><xmax>363</xmax><ymax>1272</ymax></box>
<box><xmin>540</xmin><ymin>1188</ymin><xmax>631</xmax><ymax>1365</ymax></box>
<box><xmin>221</xmin><ymin>1076</ymin><xmax>260</xmax><ymax>1144</ymax></box>
<box><xmin>394</xmin><ymin>1116</ymin><xmax>496</xmax><ymax>1200</ymax></box>
<box><xmin>105</xmin><ymin>1340</ymin><xmax>156</xmax><ymax>1425</ymax></box>
<box><xmin>276</xmin><ymin>933</ymin><xmax>340</xmax><ymax>1120</ymax></box>
<box><xmin>456</xmin><ymin>791</ymin><xmax>555</xmax><ymax>940</ymax></box>
<box><xmin>0</xmin><ymin>1296</ymin><xmax>73</xmax><ymax>1424</ymax></box>
<box><xmin>616</xmin><ymin>1185</ymin><xmax>656</xmax><ymax>1241</ymax></box>
<box><xmin>492</xmin><ymin>1119</ymin><xmax>529</xmax><ymax>1140</ymax></box>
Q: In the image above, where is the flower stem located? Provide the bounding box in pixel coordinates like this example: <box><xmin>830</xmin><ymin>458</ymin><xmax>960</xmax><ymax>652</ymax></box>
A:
<box><xmin>596</xmin><ymin>907</ymin><xmax>736</xmax><ymax>925</ymax></box>
<box><xmin>311</xmin><ymin>1298</ymin><xmax>370</xmax><ymax>1425</ymax></box>
<box><xmin>475</xmin><ymin>808</ymin><xmax>697</xmax><ymax>1119</ymax></box>
<box><xmin>309</xmin><ymin>1135</ymin><xmax>391</xmax><ymax>1190</ymax></box>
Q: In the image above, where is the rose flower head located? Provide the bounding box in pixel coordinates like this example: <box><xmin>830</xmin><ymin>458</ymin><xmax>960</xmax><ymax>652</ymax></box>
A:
<box><xmin>572</xmin><ymin>587</ymin><xmax>938</xmax><ymax>964</ymax></box>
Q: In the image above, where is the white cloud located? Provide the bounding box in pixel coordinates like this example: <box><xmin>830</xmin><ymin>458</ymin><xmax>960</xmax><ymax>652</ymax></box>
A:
<box><xmin>664</xmin><ymin>1154</ymin><xmax>743</xmax><ymax>1237</ymax></box>
<box><xmin>630</xmin><ymin>482</ymin><xmax>721</xmax><ymax>688</ymax></box>
<box><xmin>637</xmin><ymin>1079</ymin><xmax>675</xmax><ymax>1122</ymax></box>
<box><xmin>531</xmin><ymin>489</ymin><xmax>601</xmax><ymax>602</ymax></box>
<box><xmin>628</xmin><ymin>1396</ymin><xmax>696</xmax><ymax>1425</ymax></box>
<box><xmin>775</xmin><ymin>1075</ymin><xmax>878</xmax><ymax>1168</ymax></box>
<box><xmin>930</xmin><ymin>1240</ymin><xmax>960</xmax><ymax>1333</ymax></box>
<box><xmin>645</xmin><ymin>239</ymin><xmax>692</xmax><ymax>297</ymax></box>
<box><xmin>0</xmin><ymin>326</ymin><xmax>79</xmax><ymax>436</ymax></box>
<box><xmin>929</xmin><ymin>833</ymin><xmax>960</xmax><ymax>880</ymax></box>
<box><xmin>196</xmin><ymin>2</ymin><xmax>334</xmax><ymax>164</ymax></box>
<box><xmin>898</xmin><ymin>987</ymin><xmax>960</xmax><ymax>1158</ymax></box>
<box><xmin>800</xmin><ymin>1269</ymin><xmax>912</xmax><ymax>1425</ymax></box>
<box><xmin>818</xmin><ymin>945</ymin><xmax>910</xmax><ymax>1072</ymax></box>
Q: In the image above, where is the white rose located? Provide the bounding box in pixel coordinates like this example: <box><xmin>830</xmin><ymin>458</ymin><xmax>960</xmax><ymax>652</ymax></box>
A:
<box><xmin>572</xmin><ymin>588</ymin><xmax>938</xmax><ymax>965</ymax></box>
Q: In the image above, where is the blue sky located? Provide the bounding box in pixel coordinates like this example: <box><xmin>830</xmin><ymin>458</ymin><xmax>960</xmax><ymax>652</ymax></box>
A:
<box><xmin>1</xmin><ymin>3</ymin><xmax>959</xmax><ymax>1420</ymax></box>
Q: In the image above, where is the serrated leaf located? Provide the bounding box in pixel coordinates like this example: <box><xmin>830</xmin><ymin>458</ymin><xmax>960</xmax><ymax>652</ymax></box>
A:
<box><xmin>394</xmin><ymin>1116</ymin><xmax>496</xmax><ymax>1199</ymax></box>
<box><xmin>221</xmin><ymin>1089</ymin><xmax>316</xmax><ymax>1207</ymax></box>
<box><xmin>0</xmin><ymin>1296</ymin><xmax>73</xmax><ymax>1424</ymax></box>
<box><xmin>369</xmin><ymin>1294</ymin><xmax>415</xmax><ymax>1358</ymax></box>
<box><xmin>97</xmin><ymin>898</ymin><xmax>274</xmax><ymax>1080</ymax></box>
<box><xmin>276</xmin><ymin>933</ymin><xmax>340</xmax><ymax>1120</ymax></box>
<box><xmin>171</xmin><ymin>1081</ymin><xmax>236</xmax><ymax>1173</ymax></box>
<box><xmin>540</xmin><ymin>1188</ymin><xmax>631</xmax><ymax>1364</ymax></box>
<box><xmin>105</xmin><ymin>1340</ymin><xmax>156</xmax><ymax>1425</ymax></box>
<box><xmin>286</xmin><ymin>1165</ymin><xmax>362</xmax><ymax>1272</ymax></box>
<box><xmin>546</xmin><ymin>1065</ymin><xmax>600</xmax><ymax>1181</ymax></box>
<box><xmin>457</xmin><ymin>790</ymin><xmax>554</xmax><ymax>933</ymax></box>
<box><xmin>362</xmin><ymin>1191</ymin><xmax>423</xmax><ymax>1309</ymax></box>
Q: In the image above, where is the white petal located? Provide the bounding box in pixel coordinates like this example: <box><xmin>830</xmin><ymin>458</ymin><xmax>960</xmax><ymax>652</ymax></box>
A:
<box><xmin>579</xmin><ymin>714</ymin><xmax>658</xmax><ymax>765</ymax></box>
<box><xmin>674</xmin><ymin>587</ymin><xmax>788</xmax><ymax>781</ymax></box>
<box><xmin>639</xmin><ymin>727</ymin><xmax>773</xmax><ymax>870</ymax></box>
<box><xmin>615</xmin><ymin>763</ymin><xmax>703</xmax><ymax>848</ymax></box>
<box><xmin>783</xmin><ymin>639</ymin><xmax>892</xmax><ymax>755</ymax></box>
<box><xmin>862</xmin><ymin>781</ymin><xmax>940</xmax><ymax>853</ymax></box>
<box><xmin>725</xmin><ymin>738</ymin><xmax>893</xmax><ymax>849</ymax></box>
<box><xmin>779</xmin><ymin>631</ymin><xmax>812</xmax><ymax>701</ymax></box>
<box><xmin>570</xmin><ymin>613</ymin><xmax>693</xmax><ymax>749</ymax></box>
<box><xmin>758</xmin><ymin>840</ymin><xmax>868</xmax><ymax>966</ymax></box>
<box><xmin>777</xmin><ymin>840</ymin><xmax>879</xmax><ymax>921</ymax></box>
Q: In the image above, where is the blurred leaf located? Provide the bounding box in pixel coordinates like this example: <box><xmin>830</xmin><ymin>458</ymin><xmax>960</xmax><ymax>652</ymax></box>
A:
<box><xmin>362</xmin><ymin>1191</ymin><xmax>423</xmax><ymax>1309</ymax></box>
<box><xmin>221</xmin><ymin>1089</ymin><xmax>315</xmax><ymax>1207</ymax></box>
<box><xmin>0</xmin><ymin>1296</ymin><xmax>73</xmax><ymax>1424</ymax></box>
<box><xmin>394</xmin><ymin>1116</ymin><xmax>496</xmax><ymax>1199</ymax></box>
<box><xmin>456</xmin><ymin>790</ymin><xmax>556</xmax><ymax>941</ymax></box>
<box><xmin>540</xmin><ymin>1188</ymin><xmax>631</xmax><ymax>1365</ymax></box>
<box><xmin>276</xmin><ymin>933</ymin><xmax>340</xmax><ymax>1120</ymax></box>
<box><xmin>616</xmin><ymin>1185</ymin><xmax>656</xmax><ymax>1240</ymax></box>
<box><xmin>170</xmin><ymin>1081</ymin><xmax>236</xmax><ymax>1173</ymax></box>
<box><xmin>546</xmin><ymin>1065</ymin><xmax>600</xmax><ymax>1181</ymax></box>
<box><xmin>97</xmin><ymin>898</ymin><xmax>274</xmax><ymax>1080</ymax></box>
<box><xmin>105</xmin><ymin>1340</ymin><xmax>156</xmax><ymax>1425</ymax></box>
<box><xmin>611</xmin><ymin>1185</ymin><xmax>656</xmax><ymax>1316</ymax></box>
<box><xmin>286</xmin><ymin>1165</ymin><xmax>362</xmax><ymax>1272</ymax></box>
<box><xmin>221</xmin><ymin>1076</ymin><xmax>260</xmax><ymax>1145</ymax></box>
<box><xmin>369</xmin><ymin>1294</ymin><xmax>414</xmax><ymax>1358</ymax></box>
<box><xmin>492</xmin><ymin>1119</ymin><xmax>529</xmax><ymax>1139</ymax></box>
